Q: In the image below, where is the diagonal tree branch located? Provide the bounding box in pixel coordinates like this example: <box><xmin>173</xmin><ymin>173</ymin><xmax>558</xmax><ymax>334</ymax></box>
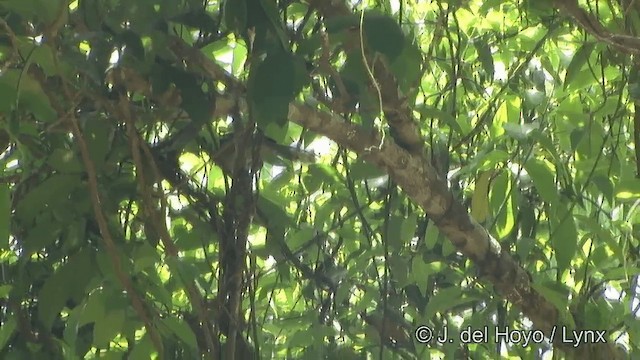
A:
<box><xmin>306</xmin><ymin>0</ymin><xmax>426</xmax><ymax>158</ymax></box>
<box><xmin>553</xmin><ymin>0</ymin><xmax>640</xmax><ymax>54</ymax></box>
<box><xmin>167</xmin><ymin>33</ymin><xmax>625</xmax><ymax>358</ymax></box>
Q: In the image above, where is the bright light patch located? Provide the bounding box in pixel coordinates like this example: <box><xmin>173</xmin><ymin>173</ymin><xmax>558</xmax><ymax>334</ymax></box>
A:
<box><xmin>604</xmin><ymin>284</ymin><xmax>619</xmax><ymax>301</ymax></box>
<box><xmin>494</xmin><ymin>61</ymin><xmax>507</xmax><ymax>82</ymax></box>
<box><xmin>390</xmin><ymin>0</ymin><xmax>400</xmax><ymax>13</ymax></box>
<box><xmin>109</xmin><ymin>49</ymin><xmax>120</xmax><ymax>65</ymax></box>
<box><xmin>271</xmin><ymin>165</ymin><xmax>285</xmax><ymax>178</ymax></box>
<box><xmin>307</xmin><ymin>136</ymin><xmax>333</xmax><ymax>157</ymax></box>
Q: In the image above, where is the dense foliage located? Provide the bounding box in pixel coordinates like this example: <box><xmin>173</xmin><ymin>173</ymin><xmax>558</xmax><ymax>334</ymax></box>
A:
<box><xmin>0</xmin><ymin>0</ymin><xmax>639</xmax><ymax>359</ymax></box>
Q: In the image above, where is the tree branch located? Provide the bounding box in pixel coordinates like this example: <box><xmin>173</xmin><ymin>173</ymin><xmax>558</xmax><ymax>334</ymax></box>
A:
<box><xmin>168</xmin><ymin>35</ymin><xmax>620</xmax><ymax>359</ymax></box>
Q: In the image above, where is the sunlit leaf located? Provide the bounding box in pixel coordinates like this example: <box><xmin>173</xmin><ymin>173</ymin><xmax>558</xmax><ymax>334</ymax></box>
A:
<box><xmin>490</xmin><ymin>170</ymin><xmax>515</xmax><ymax>239</ymax></box>
<box><xmin>471</xmin><ymin>171</ymin><xmax>491</xmax><ymax>223</ymax></box>
<box><xmin>564</xmin><ymin>42</ymin><xmax>596</xmax><ymax>90</ymax></box>
<box><xmin>550</xmin><ymin>203</ymin><xmax>578</xmax><ymax>275</ymax></box>
<box><xmin>615</xmin><ymin>180</ymin><xmax>640</xmax><ymax>200</ymax></box>
<box><xmin>503</xmin><ymin>122</ymin><xmax>540</xmax><ymax>141</ymax></box>
<box><xmin>524</xmin><ymin>158</ymin><xmax>557</xmax><ymax>205</ymax></box>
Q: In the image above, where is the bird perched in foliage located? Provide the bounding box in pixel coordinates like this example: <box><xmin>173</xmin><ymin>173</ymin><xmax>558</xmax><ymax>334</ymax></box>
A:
<box><xmin>211</xmin><ymin>132</ymin><xmax>317</xmax><ymax>173</ymax></box>
<box><xmin>153</xmin><ymin>121</ymin><xmax>316</xmax><ymax>173</ymax></box>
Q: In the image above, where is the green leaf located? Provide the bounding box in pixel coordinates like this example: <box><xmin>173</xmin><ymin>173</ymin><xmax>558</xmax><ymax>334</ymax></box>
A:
<box><xmin>258</xmin><ymin>0</ymin><xmax>289</xmax><ymax>51</ymax></box>
<box><xmin>257</xmin><ymin>192</ymin><xmax>294</xmax><ymax>228</ymax></box>
<box><xmin>231</xmin><ymin>41</ymin><xmax>248</xmax><ymax>75</ymax></box>
<box><xmin>37</xmin><ymin>248</ymin><xmax>96</xmax><ymax>330</ymax></box>
<box><xmin>0</xmin><ymin>183</ymin><xmax>9</xmax><ymax>250</ymax></box>
<box><xmin>161</xmin><ymin>317</ymin><xmax>198</xmax><ymax>350</ymax></box>
<box><xmin>531</xmin><ymin>131</ymin><xmax>564</xmax><ymax>168</ymax></box>
<box><xmin>20</xmin><ymin>44</ymin><xmax>61</xmax><ymax>77</ymax></box>
<box><xmin>387</xmin><ymin>214</ymin><xmax>417</xmax><ymax>251</ymax></box>
<box><xmin>324</xmin><ymin>15</ymin><xmax>358</xmax><ymax>33</ymax></box>
<box><xmin>84</xmin><ymin>118</ymin><xmax>114</xmax><ymax>170</ymax></box>
<box><xmin>615</xmin><ymin>179</ymin><xmax>640</xmax><ymax>200</ymax></box>
<box><xmin>425</xmin><ymin>287</ymin><xmax>479</xmax><ymax>319</ymax></box>
<box><xmin>46</xmin><ymin>148</ymin><xmax>83</xmax><ymax>173</ymax></box>
<box><xmin>68</xmin><ymin>250</ymin><xmax>98</xmax><ymax>303</ymax></box>
<box><xmin>296</xmin><ymin>33</ymin><xmax>323</xmax><ymax>57</ymax></box>
<box><xmin>564</xmin><ymin>42</ymin><xmax>596</xmax><ymax>90</ymax></box>
<box><xmin>62</xmin><ymin>302</ymin><xmax>84</xmax><ymax>349</ymax></box>
<box><xmin>131</xmin><ymin>242</ymin><xmax>160</xmax><ymax>272</ymax></box>
<box><xmin>145</xmin><ymin>273</ymin><xmax>173</xmax><ymax>308</ymax></box>
<box><xmin>550</xmin><ymin>203</ymin><xmax>578</xmax><ymax>275</ymax></box>
<box><xmin>165</xmin><ymin>256</ymin><xmax>202</xmax><ymax>289</ymax></box>
<box><xmin>78</xmin><ymin>289</ymin><xmax>106</xmax><ymax>328</ymax></box>
<box><xmin>0</xmin><ymin>69</ymin><xmax>56</xmax><ymax>122</ymax></box>
<box><xmin>532</xmin><ymin>282</ymin><xmax>575</xmax><ymax>328</ymax></box>
<box><xmin>128</xmin><ymin>334</ymin><xmax>154</xmax><ymax>359</ymax></box>
<box><xmin>22</xmin><ymin>215</ymin><xmax>59</xmax><ymax>254</ymax></box>
<box><xmin>473</xmin><ymin>37</ymin><xmax>494</xmax><ymax>80</ymax></box>
<box><xmin>0</xmin><ymin>76</ymin><xmax>17</xmax><ymax>113</ymax></box>
<box><xmin>249</xmin><ymin>50</ymin><xmax>309</xmax><ymax>127</ymax></box>
<box><xmin>411</xmin><ymin>260</ymin><xmax>441</xmax><ymax>294</ymax></box>
<box><xmin>471</xmin><ymin>171</ymin><xmax>491</xmax><ymax>223</ymax></box>
<box><xmin>387</xmin><ymin>255</ymin><xmax>409</xmax><ymax>285</ymax></box>
<box><xmin>0</xmin><ymin>285</ymin><xmax>11</xmax><ymax>299</ymax></box>
<box><xmin>389</xmin><ymin>39</ymin><xmax>422</xmax><ymax>91</ymax></box>
<box><xmin>288</xmin><ymin>226</ymin><xmax>315</xmax><ymax>250</ymax></box>
<box><xmin>0</xmin><ymin>315</ymin><xmax>16</xmax><ymax>352</ymax></box>
<box><xmin>400</xmin><ymin>213</ymin><xmax>418</xmax><ymax>246</ymax></box>
<box><xmin>601</xmin><ymin>266</ymin><xmax>640</xmax><ymax>281</ymax></box>
<box><xmin>37</xmin><ymin>273</ymin><xmax>68</xmax><ymax>331</ymax></box>
<box><xmin>174</xmin><ymin>84</ymin><xmax>211</xmax><ymax>129</ymax></box>
<box><xmin>569</xmin><ymin>128</ymin><xmax>585</xmax><ymax>152</ymax></box>
<box><xmin>173</xmin><ymin>222</ymin><xmax>201</xmax><ymax>251</ymax></box>
<box><xmin>267</xmin><ymin>168</ymin><xmax>295</xmax><ymax>190</ymax></box>
<box><xmin>3</xmin><ymin>0</ymin><xmax>60</xmax><ymax>23</ymax></box>
<box><xmin>524</xmin><ymin>89</ymin><xmax>546</xmax><ymax>106</ymax></box>
<box><xmin>524</xmin><ymin>158</ymin><xmax>557</xmax><ymax>205</ymax></box>
<box><xmin>424</xmin><ymin>221</ymin><xmax>441</xmax><ymax>250</ymax></box>
<box><xmin>223</xmin><ymin>0</ymin><xmax>247</xmax><ymax>32</ymax></box>
<box><xmin>363</xmin><ymin>12</ymin><xmax>404</xmax><ymax>61</ymax></box>
<box><xmin>477</xmin><ymin>150</ymin><xmax>509</xmax><ymax>170</ymax></box>
<box><xmin>490</xmin><ymin>171</ymin><xmax>515</xmax><ymax>239</ymax></box>
<box><xmin>302</xmin><ymin>171</ymin><xmax>322</xmax><ymax>193</ymax></box>
<box><xmin>93</xmin><ymin>309</ymin><xmax>125</xmax><ymax>347</ymax></box>
<box><xmin>15</xmin><ymin>174</ymin><xmax>81</xmax><ymax>224</ymax></box>
<box><xmin>289</xmin><ymin>329</ymin><xmax>315</xmax><ymax>348</ymax></box>
<box><xmin>592</xmin><ymin>175</ymin><xmax>614</xmax><ymax>203</ymax></box>
<box><xmin>503</xmin><ymin>122</ymin><xmax>539</xmax><ymax>141</ymax></box>
<box><xmin>349</xmin><ymin>160</ymin><xmax>385</xmax><ymax>181</ymax></box>
<box><xmin>420</xmin><ymin>107</ymin><xmax>459</xmax><ymax>133</ymax></box>
<box><xmin>306</xmin><ymin>163</ymin><xmax>342</xmax><ymax>187</ymax></box>
<box><xmin>170</xmin><ymin>10</ymin><xmax>218</xmax><ymax>33</ymax></box>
